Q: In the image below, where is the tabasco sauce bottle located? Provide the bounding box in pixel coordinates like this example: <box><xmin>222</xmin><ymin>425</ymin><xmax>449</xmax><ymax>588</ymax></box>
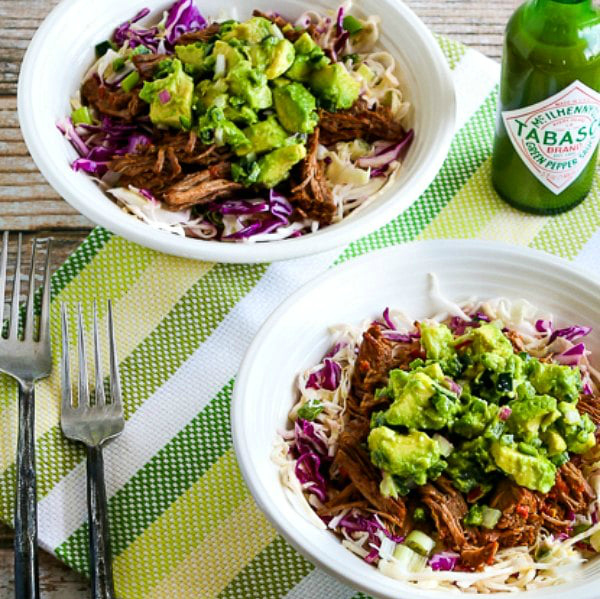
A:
<box><xmin>491</xmin><ymin>0</ymin><xmax>600</xmax><ymax>214</ymax></box>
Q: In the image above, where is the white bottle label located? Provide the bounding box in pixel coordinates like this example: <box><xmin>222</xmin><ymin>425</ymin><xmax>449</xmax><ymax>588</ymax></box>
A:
<box><xmin>502</xmin><ymin>80</ymin><xmax>600</xmax><ymax>195</ymax></box>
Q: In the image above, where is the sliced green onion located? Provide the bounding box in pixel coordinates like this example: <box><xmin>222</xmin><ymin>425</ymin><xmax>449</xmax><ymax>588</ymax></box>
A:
<box><xmin>120</xmin><ymin>71</ymin><xmax>140</xmax><ymax>93</ymax></box>
<box><xmin>392</xmin><ymin>544</ymin><xmax>428</xmax><ymax>572</ymax></box>
<box><xmin>342</xmin><ymin>15</ymin><xmax>364</xmax><ymax>35</ymax></box>
<box><xmin>71</xmin><ymin>107</ymin><xmax>93</xmax><ymax>125</ymax></box>
<box><xmin>480</xmin><ymin>506</ymin><xmax>502</xmax><ymax>529</ymax></box>
<box><xmin>95</xmin><ymin>40</ymin><xmax>115</xmax><ymax>58</ymax></box>
<box><xmin>590</xmin><ymin>530</ymin><xmax>600</xmax><ymax>552</ymax></box>
<box><xmin>404</xmin><ymin>530</ymin><xmax>435</xmax><ymax>556</ymax></box>
<box><xmin>113</xmin><ymin>57</ymin><xmax>125</xmax><ymax>72</ymax></box>
<box><xmin>131</xmin><ymin>45</ymin><xmax>151</xmax><ymax>56</ymax></box>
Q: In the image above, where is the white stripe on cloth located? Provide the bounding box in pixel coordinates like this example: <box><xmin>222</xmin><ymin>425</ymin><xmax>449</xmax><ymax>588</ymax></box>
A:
<box><xmin>282</xmin><ymin>568</ymin><xmax>359</xmax><ymax>599</ymax></box>
<box><xmin>574</xmin><ymin>230</ymin><xmax>600</xmax><ymax>277</ymax></box>
<box><xmin>38</xmin><ymin>247</ymin><xmax>339</xmax><ymax>551</ymax></box>
<box><xmin>38</xmin><ymin>47</ymin><xmax>500</xmax><ymax>555</ymax></box>
<box><xmin>452</xmin><ymin>48</ymin><xmax>500</xmax><ymax>131</ymax></box>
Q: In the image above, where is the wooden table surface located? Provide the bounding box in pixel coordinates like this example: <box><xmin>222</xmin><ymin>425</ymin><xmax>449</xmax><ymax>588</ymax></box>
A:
<box><xmin>0</xmin><ymin>0</ymin><xmax>518</xmax><ymax>594</ymax></box>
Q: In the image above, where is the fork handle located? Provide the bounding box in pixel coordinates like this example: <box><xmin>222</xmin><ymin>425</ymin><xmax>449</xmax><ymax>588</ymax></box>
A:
<box><xmin>87</xmin><ymin>445</ymin><xmax>116</xmax><ymax>599</ymax></box>
<box><xmin>14</xmin><ymin>382</ymin><xmax>39</xmax><ymax>599</ymax></box>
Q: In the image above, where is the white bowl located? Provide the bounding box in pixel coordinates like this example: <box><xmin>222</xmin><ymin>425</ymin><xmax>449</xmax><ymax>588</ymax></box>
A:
<box><xmin>18</xmin><ymin>0</ymin><xmax>455</xmax><ymax>263</ymax></box>
<box><xmin>232</xmin><ymin>240</ymin><xmax>600</xmax><ymax>598</ymax></box>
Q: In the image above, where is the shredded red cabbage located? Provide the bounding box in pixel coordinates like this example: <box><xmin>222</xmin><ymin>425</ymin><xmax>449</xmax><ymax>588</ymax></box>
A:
<box><xmin>338</xmin><ymin>511</ymin><xmax>404</xmax><ymax>545</ymax></box>
<box><xmin>294</xmin><ymin>418</ymin><xmax>328</xmax><ymax>456</ymax></box>
<box><xmin>57</xmin><ymin>116</ymin><xmax>150</xmax><ymax>176</ymax></box>
<box><xmin>583</xmin><ymin>379</ymin><xmax>594</xmax><ymax>395</ymax></box>
<box><xmin>306</xmin><ymin>358</ymin><xmax>342</xmax><ymax>391</ymax></box>
<box><xmin>295</xmin><ymin>452</ymin><xmax>327</xmax><ymax>502</ymax></box>
<box><xmin>555</xmin><ymin>343</ymin><xmax>586</xmax><ymax>366</ymax></box>
<box><xmin>164</xmin><ymin>0</ymin><xmax>207</xmax><ymax>45</ymax></box>
<box><xmin>449</xmin><ymin>315</ymin><xmax>482</xmax><ymax>335</ymax></box>
<box><xmin>550</xmin><ymin>325</ymin><xmax>592</xmax><ymax>343</ymax></box>
<box><xmin>535</xmin><ymin>319</ymin><xmax>592</xmax><ymax>342</ymax></box>
<box><xmin>219</xmin><ymin>190</ymin><xmax>295</xmax><ymax>240</ymax></box>
<box><xmin>324</xmin><ymin>342</ymin><xmax>346</xmax><ymax>358</ymax></box>
<box><xmin>357</xmin><ymin>130</ymin><xmax>414</xmax><ymax>169</ymax></box>
<box><xmin>429</xmin><ymin>551</ymin><xmax>460</xmax><ymax>571</ymax></box>
<box><xmin>113</xmin><ymin>8</ymin><xmax>161</xmax><ymax>51</ymax></box>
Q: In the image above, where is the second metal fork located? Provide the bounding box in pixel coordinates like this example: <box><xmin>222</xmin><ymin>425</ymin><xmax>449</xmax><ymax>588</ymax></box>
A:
<box><xmin>61</xmin><ymin>301</ymin><xmax>123</xmax><ymax>599</ymax></box>
<box><xmin>0</xmin><ymin>233</ymin><xmax>52</xmax><ymax>599</ymax></box>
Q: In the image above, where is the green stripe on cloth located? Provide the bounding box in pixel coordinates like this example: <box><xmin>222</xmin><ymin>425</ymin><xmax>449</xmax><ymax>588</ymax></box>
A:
<box><xmin>217</xmin><ymin>537</ymin><xmax>314</xmax><ymax>599</ymax></box>
<box><xmin>0</xmin><ymin>263</ymin><xmax>266</xmax><ymax>522</ymax></box>
<box><xmin>435</xmin><ymin>34</ymin><xmax>466</xmax><ymax>70</ymax></box>
<box><xmin>530</xmin><ymin>171</ymin><xmax>600</xmax><ymax>259</ymax></box>
<box><xmin>336</xmin><ymin>88</ymin><xmax>498</xmax><ymax>262</ymax></box>
<box><xmin>56</xmin><ymin>379</ymin><xmax>235</xmax><ymax>573</ymax></box>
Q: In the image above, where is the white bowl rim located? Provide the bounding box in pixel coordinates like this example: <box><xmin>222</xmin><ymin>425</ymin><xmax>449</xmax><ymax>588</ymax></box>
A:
<box><xmin>232</xmin><ymin>239</ymin><xmax>600</xmax><ymax>599</ymax></box>
<box><xmin>18</xmin><ymin>0</ymin><xmax>456</xmax><ymax>264</ymax></box>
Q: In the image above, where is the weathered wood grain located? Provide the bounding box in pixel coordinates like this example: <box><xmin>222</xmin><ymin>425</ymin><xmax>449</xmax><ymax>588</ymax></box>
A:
<box><xmin>0</xmin><ymin>0</ymin><xmax>517</xmax><ymax>593</ymax></box>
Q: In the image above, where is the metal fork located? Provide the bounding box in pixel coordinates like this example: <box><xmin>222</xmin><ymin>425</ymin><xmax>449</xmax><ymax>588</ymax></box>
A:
<box><xmin>0</xmin><ymin>232</ymin><xmax>51</xmax><ymax>599</ymax></box>
<box><xmin>61</xmin><ymin>301</ymin><xmax>123</xmax><ymax>599</ymax></box>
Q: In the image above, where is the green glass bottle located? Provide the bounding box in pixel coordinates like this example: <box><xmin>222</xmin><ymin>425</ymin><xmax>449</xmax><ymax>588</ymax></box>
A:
<box><xmin>491</xmin><ymin>0</ymin><xmax>600</xmax><ymax>214</ymax></box>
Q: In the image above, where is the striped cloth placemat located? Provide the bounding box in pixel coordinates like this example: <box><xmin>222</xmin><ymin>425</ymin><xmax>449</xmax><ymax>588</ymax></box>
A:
<box><xmin>1</xmin><ymin>36</ymin><xmax>599</xmax><ymax>598</ymax></box>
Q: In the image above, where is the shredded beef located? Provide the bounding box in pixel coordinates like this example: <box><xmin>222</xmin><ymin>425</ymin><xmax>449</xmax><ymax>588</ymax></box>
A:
<box><xmin>290</xmin><ymin>128</ymin><xmax>336</xmax><ymax>225</ymax></box>
<box><xmin>333</xmin><ymin>425</ymin><xmax>406</xmax><ymax>530</ymax></box>
<box><xmin>578</xmin><ymin>393</ymin><xmax>600</xmax><ymax>425</ymax></box>
<box><xmin>460</xmin><ymin>542</ymin><xmax>499</xmax><ymax>570</ymax></box>
<box><xmin>132</xmin><ymin>53</ymin><xmax>169</xmax><ymax>80</ymax></box>
<box><xmin>318</xmin><ymin>99</ymin><xmax>407</xmax><ymax>145</ymax></box>
<box><xmin>419</xmin><ymin>476</ymin><xmax>469</xmax><ymax>550</ymax></box>
<box><xmin>480</xmin><ymin>480</ymin><xmax>542</xmax><ymax>548</ymax></box>
<box><xmin>109</xmin><ymin>132</ymin><xmax>235</xmax><ymax>195</ymax></box>
<box><xmin>349</xmin><ymin>325</ymin><xmax>419</xmax><ymax>414</ymax></box>
<box><xmin>163</xmin><ymin>167</ymin><xmax>243</xmax><ymax>208</ymax></box>
<box><xmin>540</xmin><ymin>461</ymin><xmax>595</xmax><ymax>533</ymax></box>
<box><xmin>252</xmin><ymin>10</ymin><xmax>315</xmax><ymax>42</ymax></box>
<box><xmin>174</xmin><ymin>22</ymin><xmax>221</xmax><ymax>44</ymax></box>
<box><xmin>81</xmin><ymin>76</ymin><xmax>145</xmax><ymax>122</ymax></box>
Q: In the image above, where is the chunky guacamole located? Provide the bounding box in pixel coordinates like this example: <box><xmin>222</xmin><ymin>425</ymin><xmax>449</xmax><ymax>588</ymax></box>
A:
<box><xmin>60</xmin><ymin>1</ymin><xmax>414</xmax><ymax>242</ymax></box>
<box><xmin>369</xmin><ymin>321</ymin><xmax>594</xmax><ymax>496</ymax></box>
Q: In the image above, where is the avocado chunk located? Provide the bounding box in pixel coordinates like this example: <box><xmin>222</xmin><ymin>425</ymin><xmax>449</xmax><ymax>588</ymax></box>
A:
<box><xmin>457</xmin><ymin>323</ymin><xmax>515</xmax><ymax>363</ymax></box>
<box><xmin>507</xmin><ymin>394</ymin><xmax>558</xmax><ymax>437</ymax></box>
<box><xmin>139</xmin><ymin>59</ymin><xmax>193</xmax><ymax>129</ymax></box>
<box><xmin>237</xmin><ymin>116</ymin><xmax>289</xmax><ymax>156</ymax></box>
<box><xmin>446</xmin><ymin>437</ymin><xmax>498</xmax><ymax>494</ymax></box>
<box><xmin>382</xmin><ymin>370</ymin><xmax>460</xmax><ymax>431</ymax></box>
<box><xmin>368</xmin><ymin>427</ymin><xmax>446</xmax><ymax>495</ymax></box>
<box><xmin>490</xmin><ymin>441</ymin><xmax>556</xmax><ymax>493</ymax></box>
<box><xmin>555</xmin><ymin>402</ymin><xmax>596</xmax><ymax>454</ymax></box>
<box><xmin>294</xmin><ymin>32</ymin><xmax>320</xmax><ymax>55</ymax></box>
<box><xmin>273</xmin><ymin>82</ymin><xmax>318</xmax><ymax>133</ymax></box>
<box><xmin>197</xmin><ymin>107</ymin><xmax>249</xmax><ymax>150</ymax></box>
<box><xmin>212</xmin><ymin>40</ymin><xmax>244</xmax><ymax>72</ymax></box>
<box><xmin>257</xmin><ymin>143</ymin><xmax>307</xmax><ymax>188</ymax></box>
<box><xmin>310</xmin><ymin>63</ymin><xmax>360</xmax><ymax>110</ymax></box>
<box><xmin>265</xmin><ymin>39</ymin><xmax>295</xmax><ymax>79</ymax></box>
<box><xmin>226</xmin><ymin>61</ymin><xmax>272</xmax><ymax>110</ymax></box>
<box><xmin>197</xmin><ymin>78</ymin><xmax>228</xmax><ymax>110</ymax></box>
<box><xmin>420</xmin><ymin>322</ymin><xmax>461</xmax><ymax>376</ymax></box>
<box><xmin>223</xmin><ymin>103</ymin><xmax>258</xmax><ymax>126</ymax></box>
<box><xmin>175</xmin><ymin>41</ymin><xmax>213</xmax><ymax>75</ymax></box>
<box><xmin>542</xmin><ymin>430</ymin><xmax>567</xmax><ymax>456</ymax></box>
<box><xmin>452</xmin><ymin>395</ymin><xmax>497</xmax><ymax>438</ymax></box>
<box><xmin>528</xmin><ymin>360</ymin><xmax>582</xmax><ymax>403</ymax></box>
<box><xmin>223</xmin><ymin>16</ymin><xmax>279</xmax><ymax>44</ymax></box>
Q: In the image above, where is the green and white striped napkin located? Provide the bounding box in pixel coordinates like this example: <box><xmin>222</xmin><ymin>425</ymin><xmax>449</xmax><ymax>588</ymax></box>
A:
<box><xmin>1</xmin><ymin>36</ymin><xmax>599</xmax><ymax>599</ymax></box>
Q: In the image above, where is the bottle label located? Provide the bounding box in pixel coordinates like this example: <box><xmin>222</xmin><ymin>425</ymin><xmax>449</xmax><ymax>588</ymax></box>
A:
<box><xmin>502</xmin><ymin>80</ymin><xmax>600</xmax><ymax>195</ymax></box>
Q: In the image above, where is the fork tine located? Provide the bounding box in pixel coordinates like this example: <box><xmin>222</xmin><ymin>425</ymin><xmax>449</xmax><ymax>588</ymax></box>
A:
<box><xmin>107</xmin><ymin>300</ymin><xmax>122</xmax><ymax>411</ymax></box>
<box><xmin>77</xmin><ymin>303</ymin><xmax>90</xmax><ymax>409</ymax></box>
<box><xmin>24</xmin><ymin>239</ymin><xmax>38</xmax><ymax>341</ymax></box>
<box><xmin>92</xmin><ymin>301</ymin><xmax>106</xmax><ymax>407</ymax></box>
<box><xmin>39</xmin><ymin>239</ymin><xmax>51</xmax><ymax>343</ymax></box>
<box><xmin>8</xmin><ymin>233</ymin><xmax>22</xmax><ymax>339</ymax></box>
<box><xmin>61</xmin><ymin>303</ymin><xmax>74</xmax><ymax>414</ymax></box>
<box><xmin>0</xmin><ymin>232</ymin><xmax>8</xmax><ymax>328</ymax></box>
